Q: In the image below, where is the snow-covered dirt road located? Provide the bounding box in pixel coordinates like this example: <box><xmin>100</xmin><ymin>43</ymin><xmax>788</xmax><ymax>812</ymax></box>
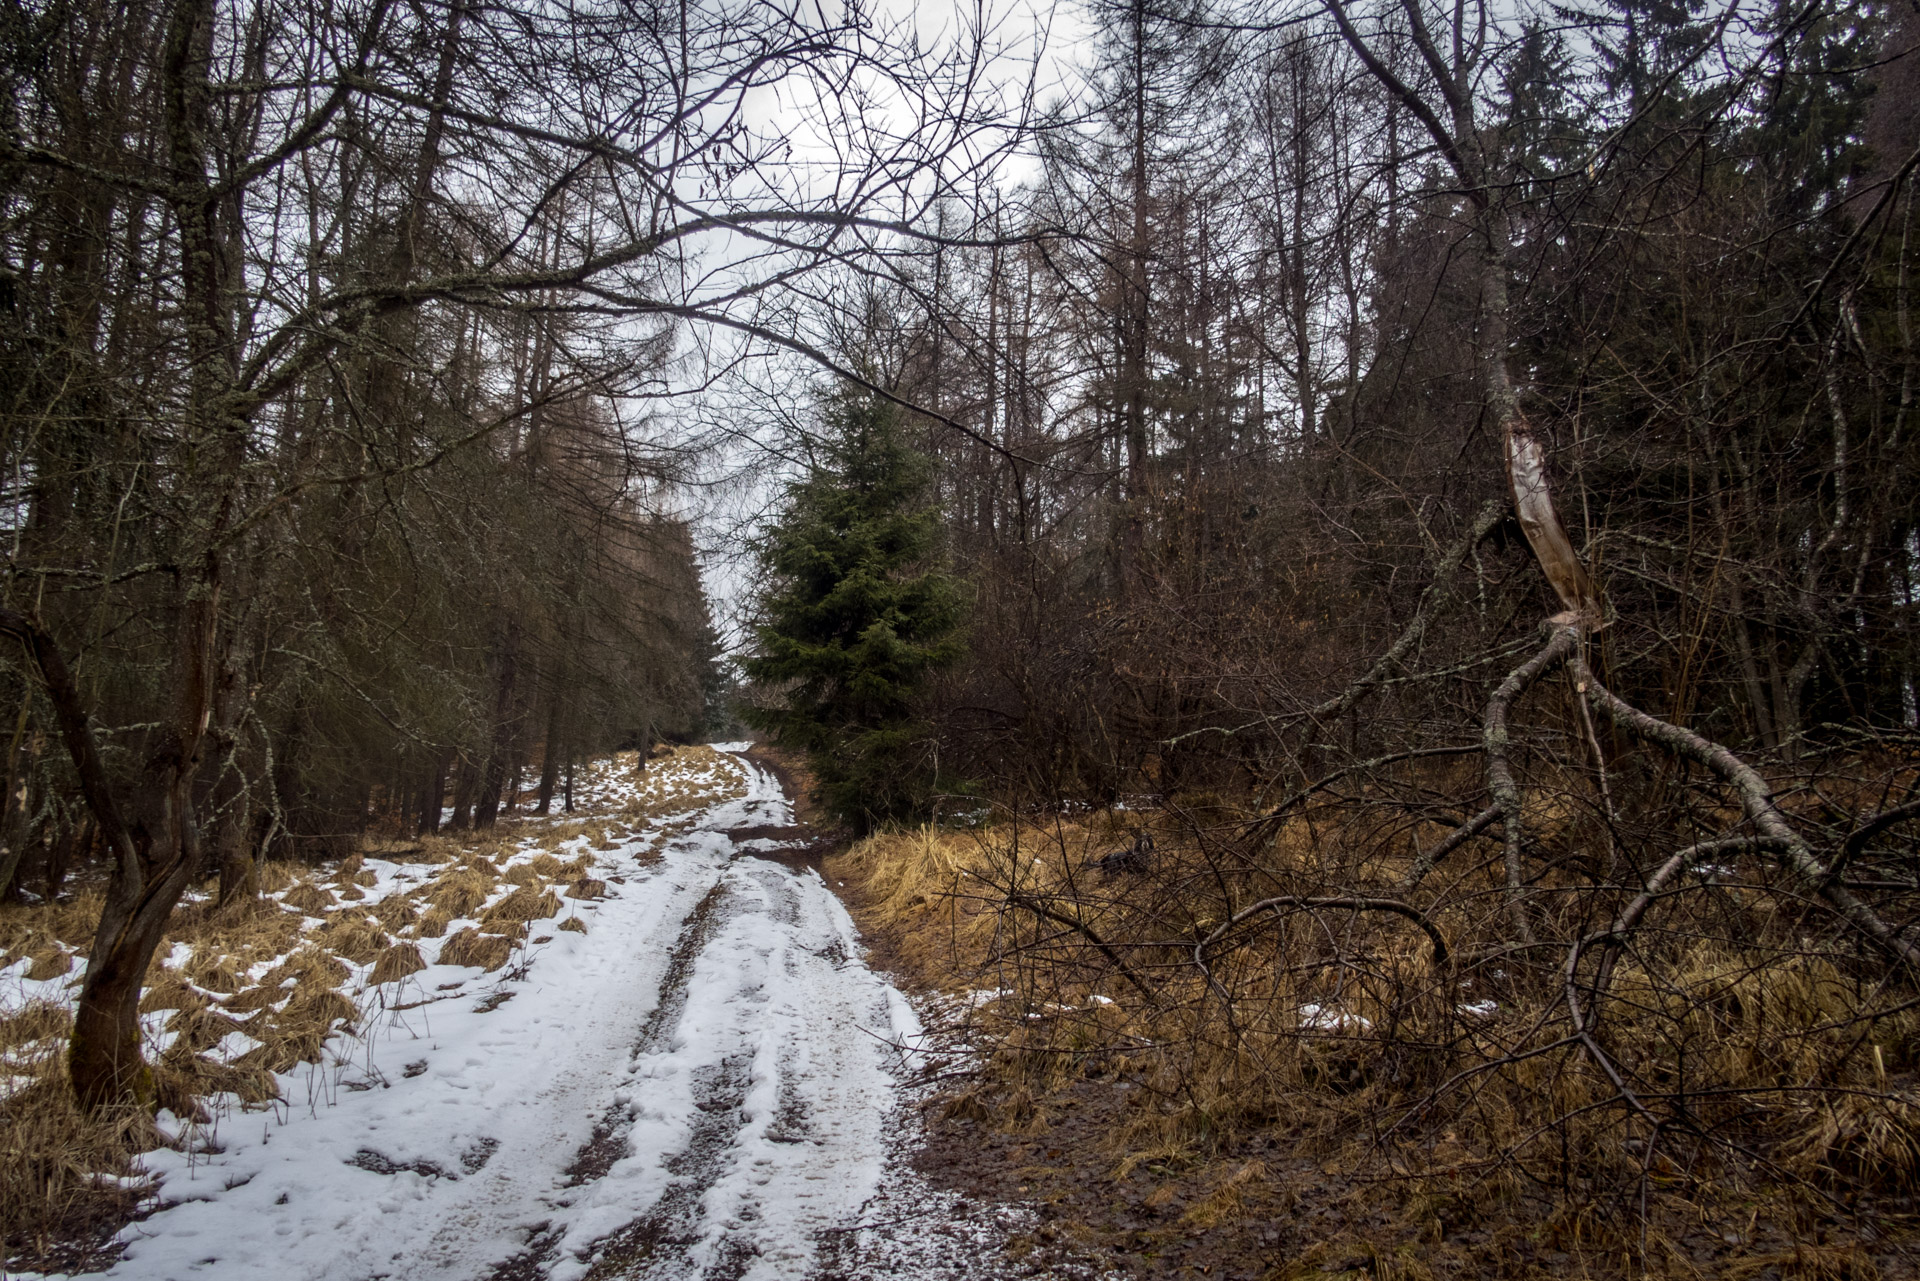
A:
<box><xmin>85</xmin><ymin>746</ymin><xmax>986</xmax><ymax>1281</ymax></box>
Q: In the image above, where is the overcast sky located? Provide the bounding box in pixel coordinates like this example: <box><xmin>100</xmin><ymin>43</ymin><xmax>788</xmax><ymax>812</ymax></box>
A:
<box><xmin>680</xmin><ymin>0</ymin><xmax>1098</xmax><ymax>650</ymax></box>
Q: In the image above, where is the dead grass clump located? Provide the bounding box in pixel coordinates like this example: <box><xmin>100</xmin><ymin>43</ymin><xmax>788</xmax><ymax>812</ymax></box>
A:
<box><xmin>428</xmin><ymin>869</ymin><xmax>494</xmax><ymax>918</ymax></box>
<box><xmin>223</xmin><ymin>981</ymin><xmax>290</xmax><ymax>1015</ymax></box>
<box><xmin>240</xmin><ymin>988</ymin><xmax>357</xmax><ymax>1073</ymax></box>
<box><xmin>529</xmin><ymin>853</ymin><xmax>566</xmax><ymax>878</ymax></box>
<box><xmin>372</xmin><ymin>833</ymin><xmax>459</xmax><ymax>865</ymax></box>
<box><xmin>2</xmin><ymin>1003</ymin><xmax>157</xmax><ymax>1264</ymax></box>
<box><xmin>164</xmin><ymin>1005</ymin><xmax>246</xmax><ymax>1054</ymax></box>
<box><xmin>44</xmin><ymin>892</ymin><xmax>103</xmax><ymax>951</ymax></box>
<box><xmin>558</xmin><ymin>917</ymin><xmax>587</xmax><ymax>934</ymax></box>
<box><xmin>828</xmin><ymin>824</ymin><xmax>1004</xmax><ymax>981</ymax></box>
<box><xmin>192</xmin><ymin>897</ymin><xmax>303</xmax><ymax>960</ymax></box>
<box><xmin>281</xmin><ymin>883</ymin><xmax>335</xmax><ymax>914</ymax></box>
<box><xmin>258</xmin><ymin>947</ymin><xmax>349</xmax><ymax>992</ymax></box>
<box><xmin>0</xmin><ymin>1073</ymin><xmax>152</xmax><ymax>1272</ymax></box>
<box><xmin>138</xmin><ymin>976</ymin><xmax>206</xmax><ymax>1015</ymax></box>
<box><xmin>438</xmin><ymin>928</ymin><xmax>513</xmax><ymax>972</ymax></box>
<box><xmin>504</xmin><ymin>863</ymin><xmax>541</xmax><ymax>888</ymax></box>
<box><xmin>371</xmin><ymin>896</ymin><xmax>419</xmax><ymax>932</ymax></box>
<box><xmin>367</xmin><ymin>942</ymin><xmax>427</xmax><ymax>986</ymax></box>
<box><xmin>241</xmin><ymin>998</ymin><xmax>355</xmax><ymax>1075</ymax></box>
<box><xmin>154</xmin><ymin>1051</ymin><xmax>277</xmax><ymax>1107</ymax></box>
<box><xmin>1780</xmin><ymin>1089</ymin><xmax>1920</xmax><ymax>1191</ymax></box>
<box><xmin>256</xmin><ymin>861</ymin><xmax>297</xmax><ymax>894</ymax></box>
<box><xmin>415</xmin><ymin>906</ymin><xmax>454</xmax><ymax>938</ymax></box>
<box><xmin>26</xmin><ymin>946</ymin><xmax>74</xmax><ymax>981</ymax></box>
<box><xmin>565</xmin><ymin>877</ymin><xmax>608</xmax><ymax>899</ymax></box>
<box><xmin>183</xmin><ymin>946</ymin><xmax>244</xmax><ymax>994</ymax></box>
<box><xmin>480</xmin><ymin>885</ymin><xmax>559</xmax><ymax>926</ymax></box>
<box><xmin>1</xmin><ymin>999</ymin><xmax>71</xmax><ymax>1057</ymax></box>
<box><xmin>315</xmin><ymin>918</ymin><xmax>389</xmax><ymax>966</ymax></box>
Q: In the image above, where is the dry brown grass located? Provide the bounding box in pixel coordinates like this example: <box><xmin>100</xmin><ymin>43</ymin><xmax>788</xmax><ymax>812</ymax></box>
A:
<box><xmin>239</xmin><ymin>987</ymin><xmax>358</xmax><ymax>1073</ymax></box>
<box><xmin>0</xmin><ymin>747</ymin><xmax>727</xmax><ymax>1267</ymax></box>
<box><xmin>182</xmin><ymin>945</ymin><xmax>245</xmax><ymax>994</ymax></box>
<box><xmin>427</xmin><ymin>867</ymin><xmax>494</xmax><ymax>918</ymax></box>
<box><xmin>438</xmin><ymin>928</ymin><xmax>514</xmax><ymax>971</ymax></box>
<box><xmin>314</xmin><ymin>917</ymin><xmax>390</xmax><ymax>966</ymax></box>
<box><xmin>1</xmin><ymin>1058</ymin><xmax>151</xmax><ymax>1270</ymax></box>
<box><xmin>371</xmin><ymin>895</ymin><xmax>419</xmax><ymax>932</ymax></box>
<box><xmin>480</xmin><ymin>885</ymin><xmax>559</xmax><ymax>926</ymax></box>
<box><xmin>828</xmin><ymin>774</ymin><xmax>1920</xmax><ymax>1277</ymax></box>
<box><xmin>26</xmin><ymin>947</ymin><xmax>75</xmax><ymax>981</ymax></box>
<box><xmin>415</xmin><ymin>906</ymin><xmax>454</xmax><ymax>938</ymax></box>
<box><xmin>367</xmin><ymin>942</ymin><xmax>427</xmax><ymax>986</ymax></box>
<box><xmin>281</xmin><ymin>883</ymin><xmax>335</xmax><ymax>914</ymax></box>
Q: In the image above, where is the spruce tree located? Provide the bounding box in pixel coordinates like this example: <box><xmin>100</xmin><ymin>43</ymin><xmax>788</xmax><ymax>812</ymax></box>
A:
<box><xmin>743</xmin><ymin>386</ymin><xmax>964</xmax><ymax>831</ymax></box>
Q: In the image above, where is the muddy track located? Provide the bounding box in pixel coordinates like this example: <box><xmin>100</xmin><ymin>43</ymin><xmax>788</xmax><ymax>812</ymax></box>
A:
<box><xmin>99</xmin><ymin>746</ymin><xmax>1058</xmax><ymax>1281</ymax></box>
<box><xmin>562</xmin><ymin>883</ymin><xmax>737</xmax><ymax>1189</ymax></box>
<box><xmin>466</xmin><ymin>753</ymin><xmax>918</xmax><ymax>1281</ymax></box>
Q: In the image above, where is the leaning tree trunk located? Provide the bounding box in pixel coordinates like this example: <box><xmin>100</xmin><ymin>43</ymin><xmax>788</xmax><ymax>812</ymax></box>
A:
<box><xmin>47</xmin><ymin>0</ymin><xmax>233</xmax><ymax>1109</ymax></box>
<box><xmin>1</xmin><ymin>589</ymin><xmax>218</xmax><ymax>1107</ymax></box>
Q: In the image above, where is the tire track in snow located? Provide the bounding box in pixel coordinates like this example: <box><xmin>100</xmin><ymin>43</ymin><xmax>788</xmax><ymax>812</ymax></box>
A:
<box><xmin>560</xmin><ymin>883</ymin><xmax>735</xmax><ymax>1190</ymax></box>
<box><xmin>90</xmin><ymin>748</ymin><xmax>1044</xmax><ymax>1281</ymax></box>
<box><xmin>558</xmin><ymin>850</ymin><xmax>898</xmax><ymax>1280</ymax></box>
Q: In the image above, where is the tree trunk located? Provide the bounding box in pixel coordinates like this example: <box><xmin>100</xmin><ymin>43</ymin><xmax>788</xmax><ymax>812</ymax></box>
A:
<box><xmin>534</xmin><ymin>695</ymin><xmax>563</xmax><ymax>815</ymax></box>
<box><xmin>0</xmin><ymin>715</ymin><xmax>36</xmax><ymax>901</ymax></box>
<box><xmin>451</xmin><ymin>756</ymin><xmax>476</xmax><ymax>830</ymax></box>
<box><xmin>214</xmin><ymin>799</ymin><xmax>256</xmax><ymax>906</ymax></box>
<box><xmin>474</xmin><ymin>628</ymin><xmax>519</xmax><ymax>828</ymax></box>
<box><xmin>420</xmin><ymin>754</ymin><xmax>448</xmax><ymax>835</ymax></box>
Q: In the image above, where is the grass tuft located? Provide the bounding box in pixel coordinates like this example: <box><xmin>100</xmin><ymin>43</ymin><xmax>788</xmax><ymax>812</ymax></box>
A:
<box><xmin>480</xmin><ymin>886</ymin><xmax>559</xmax><ymax>926</ymax></box>
<box><xmin>367</xmin><ymin>942</ymin><xmax>427</xmax><ymax>986</ymax></box>
<box><xmin>438</xmin><ymin>928</ymin><xmax>514</xmax><ymax>972</ymax></box>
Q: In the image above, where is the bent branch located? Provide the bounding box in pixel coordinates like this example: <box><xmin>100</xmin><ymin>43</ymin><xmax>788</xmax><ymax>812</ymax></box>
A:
<box><xmin>1568</xmin><ymin>653</ymin><xmax>1920</xmax><ymax>969</ymax></box>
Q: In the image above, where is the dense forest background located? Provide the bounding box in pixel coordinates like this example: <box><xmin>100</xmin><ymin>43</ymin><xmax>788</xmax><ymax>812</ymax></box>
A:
<box><xmin>759</xmin><ymin>0</ymin><xmax>1920</xmax><ymax>820</ymax></box>
<box><xmin>6</xmin><ymin>0</ymin><xmax>1920</xmax><ymax>1248</ymax></box>
<box><xmin>731</xmin><ymin>0</ymin><xmax>1920</xmax><ymax>1254</ymax></box>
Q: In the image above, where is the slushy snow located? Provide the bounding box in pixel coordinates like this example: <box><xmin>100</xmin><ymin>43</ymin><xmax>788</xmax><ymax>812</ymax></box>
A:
<box><xmin>42</xmin><ymin>747</ymin><xmax>927</xmax><ymax>1281</ymax></box>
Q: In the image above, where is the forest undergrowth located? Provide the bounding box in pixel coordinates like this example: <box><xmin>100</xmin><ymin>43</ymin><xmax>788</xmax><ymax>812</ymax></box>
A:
<box><xmin>0</xmin><ymin>746</ymin><xmax>746</xmax><ymax>1272</ymax></box>
<box><xmin>829</xmin><ymin>750</ymin><xmax>1920</xmax><ymax>1279</ymax></box>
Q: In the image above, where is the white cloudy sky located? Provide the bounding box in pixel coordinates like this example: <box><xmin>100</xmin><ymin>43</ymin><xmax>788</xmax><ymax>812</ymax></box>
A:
<box><xmin>668</xmin><ymin>0</ymin><xmax>1098</xmax><ymax>648</ymax></box>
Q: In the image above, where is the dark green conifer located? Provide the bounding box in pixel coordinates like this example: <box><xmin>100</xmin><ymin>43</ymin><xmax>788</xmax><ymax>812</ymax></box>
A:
<box><xmin>743</xmin><ymin>386</ymin><xmax>964</xmax><ymax>831</ymax></box>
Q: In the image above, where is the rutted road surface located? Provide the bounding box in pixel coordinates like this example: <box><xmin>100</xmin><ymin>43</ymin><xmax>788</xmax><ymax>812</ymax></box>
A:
<box><xmin>104</xmin><ymin>746</ymin><xmax>1032</xmax><ymax>1281</ymax></box>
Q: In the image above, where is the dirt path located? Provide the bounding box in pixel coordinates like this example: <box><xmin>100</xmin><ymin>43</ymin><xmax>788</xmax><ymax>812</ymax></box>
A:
<box><xmin>92</xmin><ymin>748</ymin><xmax>1055</xmax><ymax>1281</ymax></box>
